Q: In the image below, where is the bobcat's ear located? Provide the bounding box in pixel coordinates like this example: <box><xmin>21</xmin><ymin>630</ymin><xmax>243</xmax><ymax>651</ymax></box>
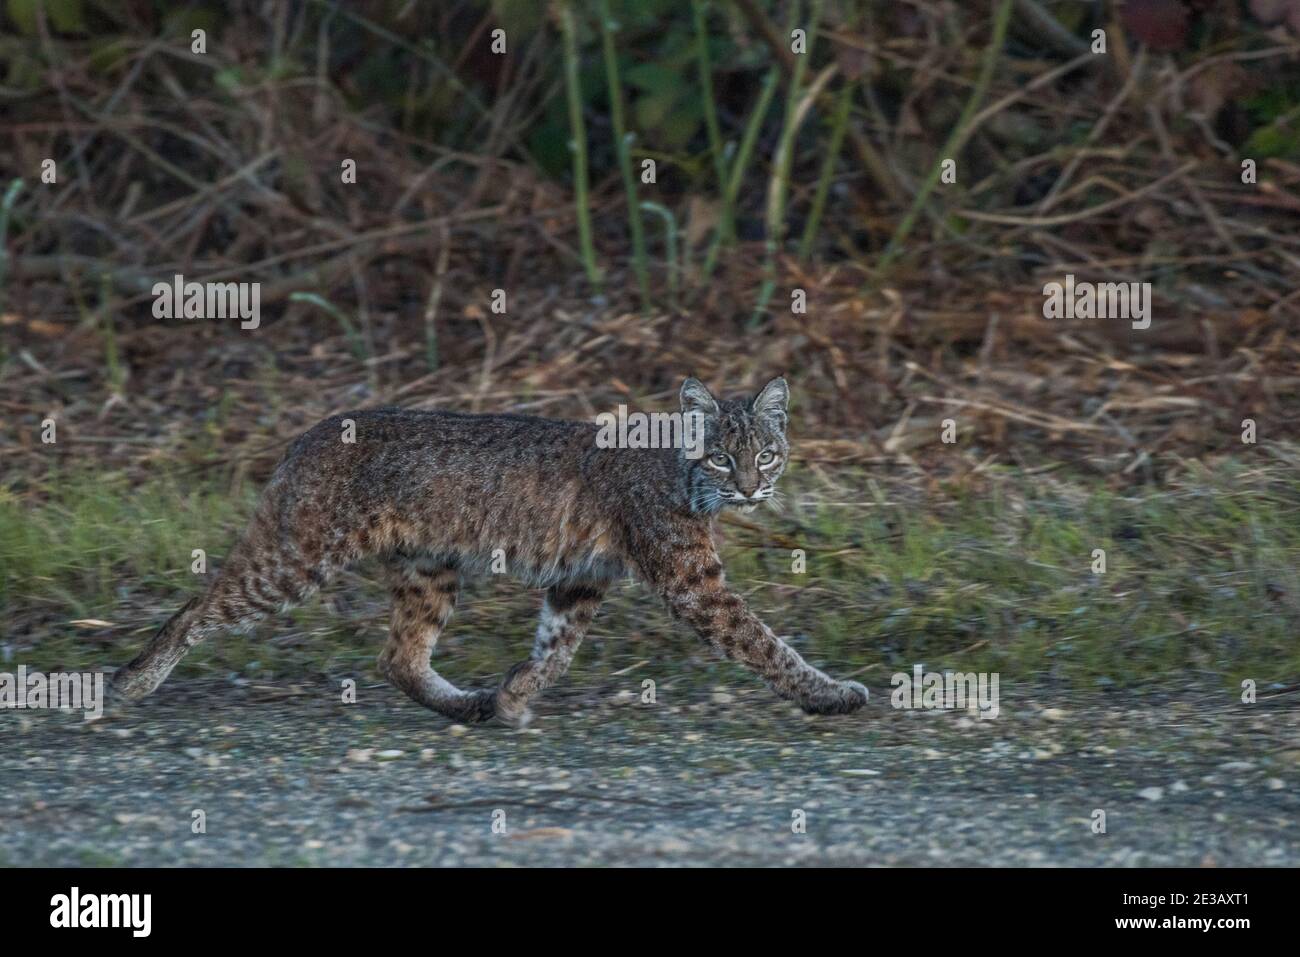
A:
<box><xmin>680</xmin><ymin>377</ymin><xmax>720</xmax><ymax>419</ymax></box>
<box><xmin>752</xmin><ymin>376</ymin><xmax>789</xmax><ymax>431</ymax></box>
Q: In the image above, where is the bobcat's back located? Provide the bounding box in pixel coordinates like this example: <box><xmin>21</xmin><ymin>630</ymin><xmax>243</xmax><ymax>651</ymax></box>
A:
<box><xmin>263</xmin><ymin>407</ymin><xmax>669</xmax><ymax>586</ymax></box>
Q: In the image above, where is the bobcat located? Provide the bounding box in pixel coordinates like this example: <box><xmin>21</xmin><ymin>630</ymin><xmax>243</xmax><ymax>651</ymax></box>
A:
<box><xmin>112</xmin><ymin>377</ymin><xmax>868</xmax><ymax>725</ymax></box>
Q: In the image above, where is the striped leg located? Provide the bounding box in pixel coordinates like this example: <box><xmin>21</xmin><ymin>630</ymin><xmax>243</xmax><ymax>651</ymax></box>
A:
<box><xmin>113</xmin><ymin>526</ymin><xmax>328</xmax><ymax>703</ymax></box>
<box><xmin>377</xmin><ymin>556</ymin><xmax>495</xmax><ymax>723</ymax></box>
<box><xmin>494</xmin><ymin>582</ymin><xmax>606</xmax><ymax>726</ymax></box>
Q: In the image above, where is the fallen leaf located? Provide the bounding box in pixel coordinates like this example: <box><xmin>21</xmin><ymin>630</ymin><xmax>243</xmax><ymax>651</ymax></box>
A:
<box><xmin>508</xmin><ymin>827</ymin><xmax>574</xmax><ymax>841</ymax></box>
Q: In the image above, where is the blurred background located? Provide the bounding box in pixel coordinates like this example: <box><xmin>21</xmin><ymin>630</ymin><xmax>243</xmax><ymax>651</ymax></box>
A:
<box><xmin>1</xmin><ymin>0</ymin><xmax>1298</xmax><ymax>695</ymax></box>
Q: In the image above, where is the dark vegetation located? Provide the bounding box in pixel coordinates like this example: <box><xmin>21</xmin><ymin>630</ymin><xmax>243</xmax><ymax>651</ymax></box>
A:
<box><xmin>1</xmin><ymin>0</ymin><xmax>1298</xmax><ymax>692</ymax></box>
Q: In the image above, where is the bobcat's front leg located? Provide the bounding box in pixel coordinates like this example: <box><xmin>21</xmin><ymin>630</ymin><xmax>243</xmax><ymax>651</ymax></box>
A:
<box><xmin>655</xmin><ymin>551</ymin><xmax>867</xmax><ymax>715</ymax></box>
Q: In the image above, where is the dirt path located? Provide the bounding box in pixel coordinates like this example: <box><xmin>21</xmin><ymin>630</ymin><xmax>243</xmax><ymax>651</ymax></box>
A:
<box><xmin>2</xmin><ymin>678</ymin><xmax>1296</xmax><ymax>866</ymax></box>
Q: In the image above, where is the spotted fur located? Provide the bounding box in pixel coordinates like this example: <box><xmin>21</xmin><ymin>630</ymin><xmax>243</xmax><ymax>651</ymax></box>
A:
<box><xmin>112</xmin><ymin>377</ymin><xmax>868</xmax><ymax>723</ymax></box>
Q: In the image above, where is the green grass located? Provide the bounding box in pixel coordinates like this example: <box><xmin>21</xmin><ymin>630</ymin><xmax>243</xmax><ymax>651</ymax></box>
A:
<box><xmin>0</xmin><ymin>472</ymin><xmax>256</xmax><ymax>615</ymax></box>
<box><xmin>722</xmin><ymin>462</ymin><xmax>1300</xmax><ymax>690</ymax></box>
<box><xmin>3</xmin><ymin>462</ymin><xmax>1297</xmax><ymax>692</ymax></box>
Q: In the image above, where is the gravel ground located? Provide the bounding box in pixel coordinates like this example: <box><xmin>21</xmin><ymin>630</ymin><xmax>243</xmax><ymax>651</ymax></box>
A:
<box><xmin>2</xmin><ymin>677</ymin><xmax>1297</xmax><ymax>866</ymax></box>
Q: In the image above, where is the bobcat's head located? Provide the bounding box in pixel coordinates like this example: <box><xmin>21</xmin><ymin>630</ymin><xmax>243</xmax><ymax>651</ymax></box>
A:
<box><xmin>680</xmin><ymin>376</ymin><xmax>789</xmax><ymax>515</ymax></box>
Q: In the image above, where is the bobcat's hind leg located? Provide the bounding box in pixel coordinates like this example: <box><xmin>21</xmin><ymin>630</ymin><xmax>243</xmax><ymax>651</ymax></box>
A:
<box><xmin>377</xmin><ymin>555</ymin><xmax>495</xmax><ymax>723</ymax></box>
<box><xmin>493</xmin><ymin>582</ymin><xmax>606</xmax><ymax>727</ymax></box>
<box><xmin>112</xmin><ymin>534</ymin><xmax>328</xmax><ymax>703</ymax></box>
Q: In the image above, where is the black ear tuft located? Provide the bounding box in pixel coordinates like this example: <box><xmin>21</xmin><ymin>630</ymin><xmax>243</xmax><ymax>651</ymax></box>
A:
<box><xmin>752</xmin><ymin>376</ymin><xmax>789</xmax><ymax>430</ymax></box>
<box><xmin>680</xmin><ymin>377</ymin><xmax>720</xmax><ymax>418</ymax></box>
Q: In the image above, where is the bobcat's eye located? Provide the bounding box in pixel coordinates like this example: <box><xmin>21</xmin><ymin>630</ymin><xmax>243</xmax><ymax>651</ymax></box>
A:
<box><xmin>756</xmin><ymin>450</ymin><xmax>777</xmax><ymax>467</ymax></box>
<box><xmin>708</xmin><ymin>452</ymin><xmax>731</xmax><ymax>469</ymax></box>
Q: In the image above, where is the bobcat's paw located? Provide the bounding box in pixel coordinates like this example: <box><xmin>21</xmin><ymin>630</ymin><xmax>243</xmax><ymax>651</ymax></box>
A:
<box><xmin>492</xmin><ymin>688</ymin><xmax>533</xmax><ymax>729</ymax></box>
<box><xmin>494</xmin><ymin>702</ymin><xmax>533</xmax><ymax>729</ymax></box>
<box><xmin>800</xmin><ymin>680</ymin><xmax>869</xmax><ymax>716</ymax></box>
<box><xmin>457</xmin><ymin>688</ymin><xmax>499</xmax><ymax>724</ymax></box>
<box><xmin>108</xmin><ymin>665</ymin><xmax>155</xmax><ymax>704</ymax></box>
<box><xmin>92</xmin><ymin>672</ymin><xmax>134</xmax><ymax>719</ymax></box>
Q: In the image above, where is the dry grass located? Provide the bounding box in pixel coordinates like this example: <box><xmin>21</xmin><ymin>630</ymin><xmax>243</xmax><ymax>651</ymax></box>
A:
<box><xmin>1</xmin><ymin>11</ymin><xmax>1297</xmax><ymax>489</ymax></box>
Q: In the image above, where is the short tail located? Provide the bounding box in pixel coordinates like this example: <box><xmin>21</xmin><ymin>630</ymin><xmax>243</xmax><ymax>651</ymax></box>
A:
<box><xmin>111</xmin><ymin>596</ymin><xmax>203</xmax><ymax>702</ymax></box>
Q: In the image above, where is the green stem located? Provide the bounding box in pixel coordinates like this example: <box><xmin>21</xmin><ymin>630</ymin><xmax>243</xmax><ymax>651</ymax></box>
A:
<box><xmin>640</xmin><ymin>201</ymin><xmax>680</xmax><ymax>309</ymax></box>
<box><xmin>691</xmin><ymin>0</ymin><xmax>731</xmax><ymax>240</ymax></box>
<box><xmin>559</xmin><ymin>2</ymin><xmax>603</xmax><ymax>290</ymax></box>
<box><xmin>289</xmin><ymin>292</ymin><xmax>369</xmax><ymax>361</ymax></box>
<box><xmin>597</xmin><ymin>0</ymin><xmax>650</xmax><ymax>309</ymax></box>
<box><xmin>751</xmin><ymin>0</ymin><xmax>822</xmax><ymax>329</ymax></box>
<box><xmin>0</xmin><ymin>178</ymin><xmax>24</xmax><ymax>317</ymax></box>
<box><xmin>96</xmin><ymin>274</ymin><xmax>125</xmax><ymax>397</ymax></box>
<box><xmin>875</xmin><ymin>0</ymin><xmax>1014</xmax><ymax>273</ymax></box>
<box><xmin>798</xmin><ymin>82</ymin><xmax>852</xmax><ymax>260</ymax></box>
<box><xmin>699</xmin><ymin>68</ymin><xmax>780</xmax><ymax>282</ymax></box>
